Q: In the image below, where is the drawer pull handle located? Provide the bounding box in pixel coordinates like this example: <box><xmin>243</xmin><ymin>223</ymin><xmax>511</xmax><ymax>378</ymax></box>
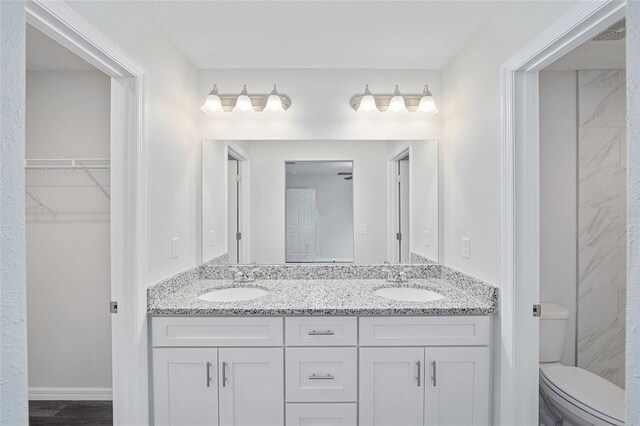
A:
<box><xmin>308</xmin><ymin>330</ymin><xmax>334</xmax><ymax>336</ymax></box>
<box><xmin>416</xmin><ymin>361</ymin><xmax>421</xmax><ymax>387</ymax></box>
<box><xmin>309</xmin><ymin>374</ymin><xmax>335</xmax><ymax>380</ymax></box>
<box><xmin>431</xmin><ymin>361</ymin><xmax>437</xmax><ymax>387</ymax></box>
<box><xmin>206</xmin><ymin>362</ymin><xmax>212</xmax><ymax>388</ymax></box>
<box><xmin>222</xmin><ymin>362</ymin><xmax>228</xmax><ymax>387</ymax></box>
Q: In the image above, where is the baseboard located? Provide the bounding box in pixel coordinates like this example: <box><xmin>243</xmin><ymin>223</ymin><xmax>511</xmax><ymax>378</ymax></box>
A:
<box><xmin>29</xmin><ymin>387</ymin><xmax>112</xmax><ymax>401</ymax></box>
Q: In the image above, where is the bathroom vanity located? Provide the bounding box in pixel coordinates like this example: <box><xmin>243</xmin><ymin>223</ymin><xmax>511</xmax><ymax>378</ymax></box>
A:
<box><xmin>148</xmin><ymin>267</ymin><xmax>497</xmax><ymax>426</ymax></box>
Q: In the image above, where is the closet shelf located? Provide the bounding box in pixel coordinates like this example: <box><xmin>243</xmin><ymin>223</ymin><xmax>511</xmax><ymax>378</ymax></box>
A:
<box><xmin>25</xmin><ymin>158</ymin><xmax>111</xmax><ymax>214</ymax></box>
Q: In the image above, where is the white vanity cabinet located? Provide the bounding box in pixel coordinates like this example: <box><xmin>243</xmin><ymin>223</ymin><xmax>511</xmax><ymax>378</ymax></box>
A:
<box><xmin>151</xmin><ymin>315</ymin><xmax>491</xmax><ymax>426</ymax></box>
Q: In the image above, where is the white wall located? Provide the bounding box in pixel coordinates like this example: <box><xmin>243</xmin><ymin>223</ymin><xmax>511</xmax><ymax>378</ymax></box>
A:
<box><xmin>442</xmin><ymin>1</ymin><xmax>577</xmax><ymax>285</ymax></box>
<box><xmin>411</xmin><ymin>140</ymin><xmax>439</xmax><ymax>262</ymax></box>
<box><xmin>539</xmin><ymin>71</ymin><xmax>578</xmax><ymax>366</ymax></box>
<box><xmin>68</xmin><ymin>1</ymin><xmax>198</xmax><ymax>285</ymax></box>
<box><xmin>248</xmin><ymin>140</ymin><xmax>388</xmax><ymax>264</ymax></box>
<box><xmin>287</xmin><ymin>170</ymin><xmax>354</xmax><ymax>261</ymax></box>
<box><xmin>197</xmin><ymin>69</ymin><xmax>442</xmax><ymax>142</ymax></box>
<box><xmin>201</xmin><ymin>141</ymin><xmax>227</xmax><ymax>262</ymax></box>
<box><xmin>1</xmin><ymin>1</ymin><xmax>28</xmax><ymax>422</ymax></box>
<box><xmin>626</xmin><ymin>0</ymin><xmax>640</xmax><ymax>418</ymax></box>
<box><xmin>25</xmin><ymin>70</ymin><xmax>112</xmax><ymax>391</ymax></box>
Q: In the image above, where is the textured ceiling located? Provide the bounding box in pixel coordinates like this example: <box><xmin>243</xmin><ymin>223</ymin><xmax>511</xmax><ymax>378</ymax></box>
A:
<box><xmin>143</xmin><ymin>1</ymin><xmax>502</xmax><ymax>69</ymax></box>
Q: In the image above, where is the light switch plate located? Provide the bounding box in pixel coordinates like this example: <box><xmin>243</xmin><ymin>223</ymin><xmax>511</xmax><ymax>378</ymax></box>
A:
<box><xmin>461</xmin><ymin>237</ymin><xmax>471</xmax><ymax>259</ymax></box>
<box><xmin>209</xmin><ymin>230</ymin><xmax>215</xmax><ymax>247</ymax></box>
<box><xmin>360</xmin><ymin>224</ymin><xmax>368</xmax><ymax>234</ymax></box>
<box><xmin>171</xmin><ymin>237</ymin><xmax>180</xmax><ymax>258</ymax></box>
<box><xmin>424</xmin><ymin>231</ymin><xmax>430</xmax><ymax>247</ymax></box>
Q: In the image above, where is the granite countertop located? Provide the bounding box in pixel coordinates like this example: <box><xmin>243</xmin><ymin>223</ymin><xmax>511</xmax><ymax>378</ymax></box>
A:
<box><xmin>147</xmin><ymin>278</ymin><xmax>498</xmax><ymax>316</ymax></box>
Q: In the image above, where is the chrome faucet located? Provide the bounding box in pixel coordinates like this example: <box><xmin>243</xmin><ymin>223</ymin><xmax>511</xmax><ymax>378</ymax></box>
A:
<box><xmin>382</xmin><ymin>268</ymin><xmax>410</xmax><ymax>283</ymax></box>
<box><xmin>231</xmin><ymin>268</ymin><xmax>259</xmax><ymax>283</ymax></box>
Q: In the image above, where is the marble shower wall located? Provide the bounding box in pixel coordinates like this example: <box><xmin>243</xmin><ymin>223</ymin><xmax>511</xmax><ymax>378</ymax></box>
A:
<box><xmin>577</xmin><ymin>69</ymin><xmax>626</xmax><ymax>388</ymax></box>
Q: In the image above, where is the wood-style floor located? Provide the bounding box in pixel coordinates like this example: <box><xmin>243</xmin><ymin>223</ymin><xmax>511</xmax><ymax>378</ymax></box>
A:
<box><xmin>29</xmin><ymin>401</ymin><xmax>112</xmax><ymax>426</ymax></box>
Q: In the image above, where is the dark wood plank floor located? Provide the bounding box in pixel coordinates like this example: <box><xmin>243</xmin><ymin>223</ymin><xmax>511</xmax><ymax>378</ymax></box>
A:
<box><xmin>29</xmin><ymin>401</ymin><xmax>113</xmax><ymax>426</ymax></box>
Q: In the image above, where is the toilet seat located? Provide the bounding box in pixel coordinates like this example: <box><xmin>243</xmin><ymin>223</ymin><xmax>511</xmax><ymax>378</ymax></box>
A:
<box><xmin>540</xmin><ymin>363</ymin><xmax>625</xmax><ymax>425</ymax></box>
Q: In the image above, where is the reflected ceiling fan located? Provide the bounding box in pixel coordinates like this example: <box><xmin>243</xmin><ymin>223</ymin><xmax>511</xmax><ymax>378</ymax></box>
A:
<box><xmin>337</xmin><ymin>172</ymin><xmax>353</xmax><ymax>181</ymax></box>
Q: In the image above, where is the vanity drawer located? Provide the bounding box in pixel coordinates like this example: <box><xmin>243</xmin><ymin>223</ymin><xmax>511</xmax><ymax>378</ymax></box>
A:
<box><xmin>286</xmin><ymin>403</ymin><xmax>357</xmax><ymax>426</ymax></box>
<box><xmin>285</xmin><ymin>317</ymin><xmax>357</xmax><ymax>346</ymax></box>
<box><xmin>152</xmin><ymin>317</ymin><xmax>283</xmax><ymax>347</ymax></box>
<box><xmin>285</xmin><ymin>347</ymin><xmax>357</xmax><ymax>402</ymax></box>
<box><xmin>359</xmin><ymin>316</ymin><xmax>490</xmax><ymax>346</ymax></box>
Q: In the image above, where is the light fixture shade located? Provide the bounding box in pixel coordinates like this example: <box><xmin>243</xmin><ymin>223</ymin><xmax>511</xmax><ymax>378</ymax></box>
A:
<box><xmin>417</xmin><ymin>85</ymin><xmax>439</xmax><ymax>115</ymax></box>
<box><xmin>232</xmin><ymin>85</ymin><xmax>255</xmax><ymax>115</ymax></box>
<box><xmin>388</xmin><ymin>85</ymin><xmax>408</xmax><ymax>115</ymax></box>
<box><xmin>264</xmin><ymin>85</ymin><xmax>286</xmax><ymax>115</ymax></box>
<box><xmin>200</xmin><ymin>85</ymin><xmax>224</xmax><ymax>114</ymax></box>
<box><xmin>356</xmin><ymin>85</ymin><xmax>379</xmax><ymax>113</ymax></box>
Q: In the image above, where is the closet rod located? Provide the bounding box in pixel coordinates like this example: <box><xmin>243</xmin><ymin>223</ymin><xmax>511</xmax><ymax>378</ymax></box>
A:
<box><xmin>25</xmin><ymin>158</ymin><xmax>110</xmax><ymax>170</ymax></box>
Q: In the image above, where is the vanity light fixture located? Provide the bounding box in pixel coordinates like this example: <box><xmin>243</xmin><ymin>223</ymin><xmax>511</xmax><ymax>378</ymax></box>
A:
<box><xmin>417</xmin><ymin>85</ymin><xmax>439</xmax><ymax>116</ymax></box>
<box><xmin>388</xmin><ymin>85</ymin><xmax>409</xmax><ymax>115</ymax></box>
<box><xmin>200</xmin><ymin>84</ymin><xmax>292</xmax><ymax>115</ymax></box>
<box><xmin>350</xmin><ymin>84</ymin><xmax>439</xmax><ymax>115</ymax></box>
<box><xmin>200</xmin><ymin>84</ymin><xmax>224</xmax><ymax>115</ymax></box>
<box><xmin>232</xmin><ymin>85</ymin><xmax>255</xmax><ymax>115</ymax></box>
<box><xmin>356</xmin><ymin>85</ymin><xmax>379</xmax><ymax>114</ymax></box>
<box><xmin>263</xmin><ymin>85</ymin><xmax>286</xmax><ymax>115</ymax></box>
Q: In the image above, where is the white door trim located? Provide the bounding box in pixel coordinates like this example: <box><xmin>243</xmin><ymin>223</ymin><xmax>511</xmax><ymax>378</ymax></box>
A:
<box><xmin>227</xmin><ymin>142</ymin><xmax>251</xmax><ymax>264</ymax></box>
<box><xmin>25</xmin><ymin>2</ymin><xmax>148</xmax><ymax>425</ymax></box>
<box><xmin>387</xmin><ymin>142</ymin><xmax>410</xmax><ymax>263</ymax></box>
<box><xmin>499</xmin><ymin>1</ymin><xmax>626</xmax><ymax>424</ymax></box>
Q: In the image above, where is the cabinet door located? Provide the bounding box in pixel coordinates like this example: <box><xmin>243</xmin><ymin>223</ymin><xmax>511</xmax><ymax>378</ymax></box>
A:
<box><xmin>153</xmin><ymin>348</ymin><xmax>218</xmax><ymax>426</ymax></box>
<box><xmin>424</xmin><ymin>347</ymin><xmax>490</xmax><ymax>426</ymax></box>
<box><xmin>219</xmin><ymin>348</ymin><xmax>284</xmax><ymax>426</ymax></box>
<box><xmin>359</xmin><ymin>347</ymin><xmax>424</xmax><ymax>426</ymax></box>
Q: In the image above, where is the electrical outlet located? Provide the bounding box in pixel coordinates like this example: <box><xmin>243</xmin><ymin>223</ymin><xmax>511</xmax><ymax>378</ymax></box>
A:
<box><xmin>209</xmin><ymin>231</ymin><xmax>215</xmax><ymax>247</ymax></box>
<box><xmin>424</xmin><ymin>231</ymin><xmax>430</xmax><ymax>247</ymax></box>
<box><xmin>461</xmin><ymin>237</ymin><xmax>471</xmax><ymax>259</ymax></box>
<box><xmin>171</xmin><ymin>237</ymin><xmax>180</xmax><ymax>258</ymax></box>
<box><xmin>360</xmin><ymin>224</ymin><xmax>368</xmax><ymax>235</ymax></box>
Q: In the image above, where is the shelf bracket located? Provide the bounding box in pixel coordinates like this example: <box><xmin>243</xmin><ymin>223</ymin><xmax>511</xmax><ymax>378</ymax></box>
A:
<box><xmin>25</xmin><ymin>190</ymin><xmax>51</xmax><ymax>213</ymax></box>
<box><xmin>84</xmin><ymin>169</ymin><xmax>110</xmax><ymax>200</ymax></box>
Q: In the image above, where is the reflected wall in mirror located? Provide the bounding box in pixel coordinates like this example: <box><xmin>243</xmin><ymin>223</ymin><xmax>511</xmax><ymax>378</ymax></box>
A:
<box><xmin>201</xmin><ymin>140</ymin><xmax>439</xmax><ymax>265</ymax></box>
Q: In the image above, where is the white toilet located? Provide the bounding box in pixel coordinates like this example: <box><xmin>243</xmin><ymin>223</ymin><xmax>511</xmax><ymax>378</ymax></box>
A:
<box><xmin>539</xmin><ymin>302</ymin><xmax>625</xmax><ymax>425</ymax></box>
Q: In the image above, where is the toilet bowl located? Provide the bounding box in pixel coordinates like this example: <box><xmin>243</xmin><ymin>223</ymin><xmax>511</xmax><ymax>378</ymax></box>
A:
<box><xmin>539</xmin><ymin>303</ymin><xmax>625</xmax><ymax>425</ymax></box>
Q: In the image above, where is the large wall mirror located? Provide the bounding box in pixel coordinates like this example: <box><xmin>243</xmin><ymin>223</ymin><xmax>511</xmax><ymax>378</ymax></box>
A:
<box><xmin>201</xmin><ymin>140</ymin><xmax>440</xmax><ymax>265</ymax></box>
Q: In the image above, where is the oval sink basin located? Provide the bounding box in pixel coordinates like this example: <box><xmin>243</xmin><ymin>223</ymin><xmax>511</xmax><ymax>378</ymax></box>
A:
<box><xmin>374</xmin><ymin>287</ymin><xmax>445</xmax><ymax>302</ymax></box>
<box><xmin>199</xmin><ymin>287</ymin><xmax>268</xmax><ymax>302</ymax></box>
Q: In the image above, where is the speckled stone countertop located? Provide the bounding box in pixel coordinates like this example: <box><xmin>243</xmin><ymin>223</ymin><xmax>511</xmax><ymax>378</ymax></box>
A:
<box><xmin>148</xmin><ymin>278</ymin><xmax>498</xmax><ymax>316</ymax></box>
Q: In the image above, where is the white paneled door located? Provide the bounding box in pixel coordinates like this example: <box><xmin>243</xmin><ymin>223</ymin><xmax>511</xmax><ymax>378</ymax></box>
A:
<box><xmin>285</xmin><ymin>188</ymin><xmax>317</xmax><ymax>262</ymax></box>
<box><xmin>424</xmin><ymin>346</ymin><xmax>490</xmax><ymax>426</ymax></box>
<box><xmin>218</xmin><ymin>348</ymin><xmax>284</xmax><ymax>426</ymax></box>
<box><xmin>153</xmin><ymin>348</ymin><xmax>218</xmax><ymax>426</ymax></box>
<box><xmin>359</xmin><ymin>347</ymin><xmax>425</xmax><ymax>426</ymax></box>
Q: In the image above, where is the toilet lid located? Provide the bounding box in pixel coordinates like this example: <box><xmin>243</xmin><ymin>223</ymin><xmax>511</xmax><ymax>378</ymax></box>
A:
<box><xmin>540</xmin><ymin>363</ymin><xmax>625</xmax><ymax>422</ymax></box>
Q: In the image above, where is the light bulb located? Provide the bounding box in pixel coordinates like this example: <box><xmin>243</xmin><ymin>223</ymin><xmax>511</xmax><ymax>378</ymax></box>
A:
<box><xmin>387</xmin><ymin>85</ymin><xmax>408</xmax><ymax>115</ymax></box>
<box><xmin>200</xmin><ymin>85</ymin><xmax>224</xmax><ymax>114</ymax></box>
<box><xmin>232</xmin><ymin>85</ymin><xmax>255</xmax><ymax>115</ymax></box>
<box><xmin>417</xmin><ymin>85</ymin><xmax>439</xmax><ymax>115</ymax></box>
<box><xmin>356</xmin><ymin>85</ymin><xmax>379</xmax><ymax>114</ymax></box>
<box><xmin>264</xmin><ymin>85</ymin><xmax>286</xmax><ymax>115</ymax></box>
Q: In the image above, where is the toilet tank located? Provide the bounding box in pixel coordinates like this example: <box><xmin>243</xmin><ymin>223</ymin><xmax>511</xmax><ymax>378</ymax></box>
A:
<box><xmin>539</xmin><ymin>302</ymin><xmax>570</xmax><ymax>362</ymax></box>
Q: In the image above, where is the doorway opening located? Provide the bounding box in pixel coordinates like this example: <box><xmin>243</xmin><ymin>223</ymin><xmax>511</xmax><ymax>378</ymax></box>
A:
<box><xmin>25</xmin><ymin>24</ymin><xmax>113</xmax><ymax>424</ymax></box>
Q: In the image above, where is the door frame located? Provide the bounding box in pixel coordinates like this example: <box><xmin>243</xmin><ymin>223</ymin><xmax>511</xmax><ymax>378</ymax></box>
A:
<box><xmin>227</xmin><ymin>142</ymin><xmax>251</xmax><ymax>264</ymax></box>
<box><xmin>499</xmin><ymin>1</ymin><xmax>626</xmax><ymax>424</ymax></box>
<box><xmin>387</xmin><ymin>142</ymin><xmax>411</xmax><ymax>263</ymax></box>
<box><xmin>25</xmin><ymin>1</ymin><xmax>148</xmax><ymax>425</ymax></box>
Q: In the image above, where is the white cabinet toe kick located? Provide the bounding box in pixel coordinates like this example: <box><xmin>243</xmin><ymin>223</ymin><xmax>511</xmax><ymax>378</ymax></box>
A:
<box><xmin>150</xmin><ymin>315</ymin><xmax>492</xmax><ymax>426</ymax></box>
